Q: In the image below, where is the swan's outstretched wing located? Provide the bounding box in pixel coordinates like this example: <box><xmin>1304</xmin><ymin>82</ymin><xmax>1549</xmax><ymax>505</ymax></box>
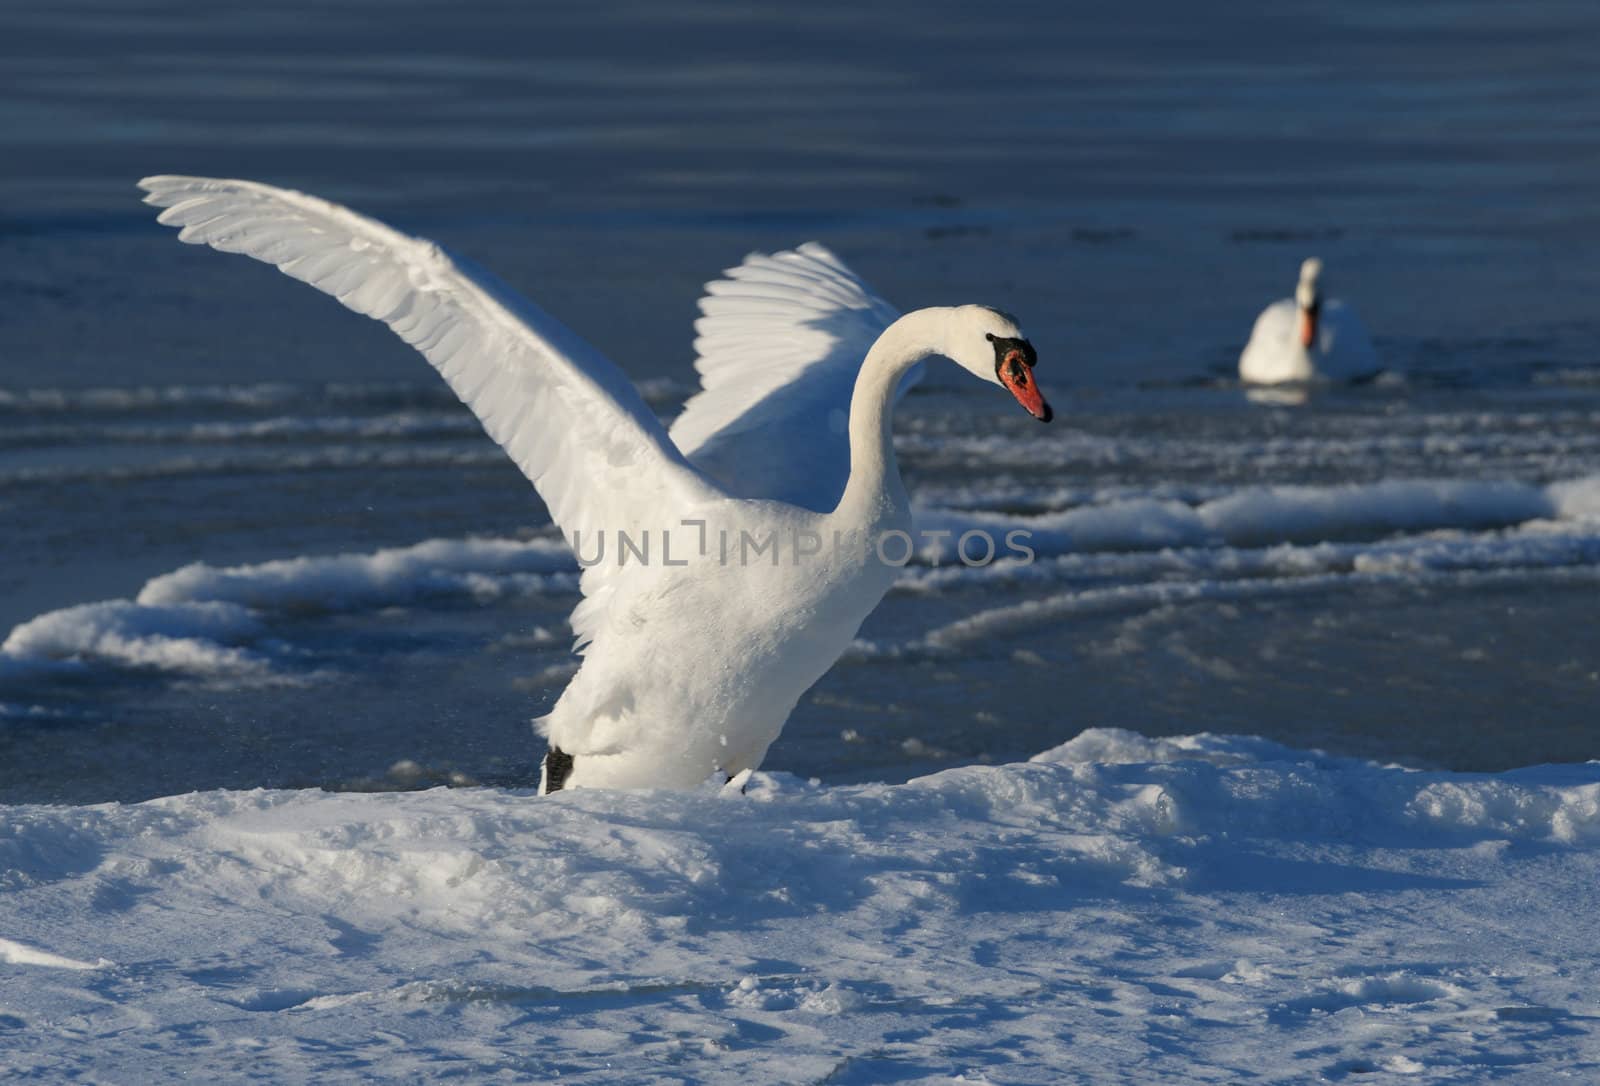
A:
<box><xmin>140</xmin><ymin>176</ymin><xmax>722</xmax><ymax>631</ymax></box>
<box><xmin>670</xmin><ymin>243</ymin><xmax>915</xmax><ymax>511</ymax></box>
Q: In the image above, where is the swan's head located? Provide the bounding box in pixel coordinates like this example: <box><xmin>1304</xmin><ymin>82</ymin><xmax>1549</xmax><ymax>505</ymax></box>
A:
<box><xmin>947</xmin><ymin>305</ymin><xmax>1052</xmax><ymax>423</ymax></box>
<box><xmin>1295</xmin><ymin>258</ymin><xmax>1323</xmax><ymax>348</ymax></box>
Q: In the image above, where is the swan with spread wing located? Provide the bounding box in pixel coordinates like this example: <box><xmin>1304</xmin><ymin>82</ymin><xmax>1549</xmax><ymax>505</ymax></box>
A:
<box><xmin>140</xmin><ymin>177</ymin><xmax>1051</xmax><ymax>793</ymax></box>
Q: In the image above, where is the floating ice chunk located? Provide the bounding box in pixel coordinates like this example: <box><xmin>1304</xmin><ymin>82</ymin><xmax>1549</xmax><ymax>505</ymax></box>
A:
<box><xmin>1</xmin><ymin>599</ymin><xmax>267</xmax><ymax>677</ymax></box>
<box><xmin>138</xmin><ymin>536</ymin><xmax>577</xmax><ymax>614</ymax></box>
<box><xmin>1550</xmin><ymin>476</ymin><xmax>1600</xmax><ymax>520</ymax></box>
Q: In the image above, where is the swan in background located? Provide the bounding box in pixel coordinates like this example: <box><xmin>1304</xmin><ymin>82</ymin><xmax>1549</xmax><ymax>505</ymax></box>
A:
<box><xmin>140</xmin><ymin>177</ymin><xmax>1051</xmax><ymax>794</ymax></box>
<box><xmin>1238</xmin><ymin>258</ymin><xmax>1378</xmax><ymax>386</ymax></box>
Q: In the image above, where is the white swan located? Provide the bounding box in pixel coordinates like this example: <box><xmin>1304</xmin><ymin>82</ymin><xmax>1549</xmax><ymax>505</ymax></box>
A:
<box><xmin>139</xmin><ymin>177</ymin><xmax>1052</xmax><ymax>793</ymax></box>
<box><xmin>1238</xmin><ymin>258</ymin><xmax>1378</xmax><ymax>385</ymax></box>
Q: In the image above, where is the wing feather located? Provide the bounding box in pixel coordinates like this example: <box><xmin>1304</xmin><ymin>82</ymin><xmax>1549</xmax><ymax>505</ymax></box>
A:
<box><xmin>670</xmin><ymin>243</ymin><xmax>910</xmax><ymax>510</ymax></box>
<box><xmin>140</xmin><ymin>175</ymin><xmax>722</xmax><ymax>643</ymax></box>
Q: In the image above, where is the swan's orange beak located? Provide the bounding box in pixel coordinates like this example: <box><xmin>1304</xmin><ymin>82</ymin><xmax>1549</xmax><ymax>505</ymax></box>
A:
<box><xmin>999</xmin><ymin>347</ymin><xmax>1052</xmax><ymax>422</ymax></box>
<box><xmin>1297</xmin><ymin>305</ymin><xmax>1319</xmax><ymax>349</ymax></box>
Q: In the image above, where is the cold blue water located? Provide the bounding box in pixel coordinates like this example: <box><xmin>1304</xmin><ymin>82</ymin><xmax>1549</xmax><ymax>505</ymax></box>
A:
<box><xmin>2</xmin><ymin>0</ymin><xmax>1598</xmax><ymax>803</ymax></box>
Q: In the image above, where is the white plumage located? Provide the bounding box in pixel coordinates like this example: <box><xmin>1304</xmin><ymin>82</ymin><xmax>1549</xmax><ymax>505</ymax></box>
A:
<box><xmin>1239</xmin><ymin>258</ymin><xmax>1379</xmax><ymax>385</ymax></box>
<box><xmin>141</xmin><ymin>176</ymin><xmax>1050</xmax><ymax>792</ymax></box>
<box><xmin>671</xmin><ymin>243</ymin><xmax>921</xmax><ymax>509</ymax></box>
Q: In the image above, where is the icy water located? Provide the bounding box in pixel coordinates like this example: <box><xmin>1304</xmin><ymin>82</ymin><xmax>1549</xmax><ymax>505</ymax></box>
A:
<box><xmin>3</xmin><ymin>0</ymin><xmax>1599</xmax><ymax>803</ymax></box>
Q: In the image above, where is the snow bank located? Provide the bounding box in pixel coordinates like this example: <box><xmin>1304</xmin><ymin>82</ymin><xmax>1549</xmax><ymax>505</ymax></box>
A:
<box><xmin>1032</xmin><ymin>728</ymin><xmax>1600</xmax><ymax>845</ymax></box>
<box><xmin>4</xmin><ymin>475</ymin><xmax>1596</xmax><ymax>683</ymax></box>
<box><xmin>918</xmin><ymin>475</ymin><xmax>1594</xmax><ymax>559</ymax></box>
<box><xmin>0</xmin><ymin>538</ymin><xmax>578</xmax><ymax>682</ymax></box>
<box><xmin>1</xmin><ymin>600</ymin><xmax>270</xmax><ymax>678</ymax></box>
<box><xmin>1196</xmin><ymin>478</ymin><xmax>1556</xmax><ymax>545</ymax></box>
<box><xmin>138</xmin><ymin>536</ymin><xmax>578</xmax><ymax>613</ymax></box>
<box><xmin>1552</xmin><ymin>474</ymin><xmax>1600</xmax><ymax>519</ymax></box>
<box><xmin>2</xmin><ymin>731</ymin><xmax>1596</xmax><ymax>1082</ymax></box>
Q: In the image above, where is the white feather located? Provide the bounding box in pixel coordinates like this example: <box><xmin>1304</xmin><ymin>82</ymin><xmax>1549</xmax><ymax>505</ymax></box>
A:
<box><xmin>1238</xmin><ymin>260</ymin><xmax>1379</xmax><ymax>385</ymax></box>
<box><xmin>142</xmin><ymin>179</ymin><xmax>1035</xmax><ymax>793</ymax></box>
<box><xmin>671</xmin><ymin>243</ymin><xmax>917</xmax><ymax>510</ymax></box>
<box><xmin>139</xmin><ymin>175</ymin><xmax>723</xmax><ymax>651</ymax></box>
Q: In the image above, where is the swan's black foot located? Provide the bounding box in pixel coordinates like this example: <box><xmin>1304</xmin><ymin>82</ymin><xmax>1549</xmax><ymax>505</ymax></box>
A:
<box><xmin>714</xmin><ymin>769</ymin><xmax>749</xmax><ymax>795</ymax></box>
<box><xmin>541</xmin><ymin>746</ymin><xmax>574</xmax><ymax>795</ymax></box>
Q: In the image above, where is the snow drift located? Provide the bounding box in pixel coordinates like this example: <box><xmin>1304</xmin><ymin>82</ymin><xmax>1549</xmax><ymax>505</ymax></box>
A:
<box><xmin>3</xmin><ymin>731</ymin><xmax>1598</xmax><ymax>1082</ymax></box>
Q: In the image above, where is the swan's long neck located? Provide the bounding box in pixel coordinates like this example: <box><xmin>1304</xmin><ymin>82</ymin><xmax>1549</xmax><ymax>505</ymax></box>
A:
<box><xmin>834</xmin><ymin>308</ymin><xmax>951</xmax><ymax>526</ymax></box>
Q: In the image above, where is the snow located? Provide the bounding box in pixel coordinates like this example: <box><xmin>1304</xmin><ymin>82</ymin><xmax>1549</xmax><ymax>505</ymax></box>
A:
<box><xmin>0</xmin><ymin>600</ymin><xmax>269</xmax><ymax>679</ymax></box>
<box><xmin>0</xmin><ymin>937</ymin><xmax>109</xmax><ymax>972</ymax></box>
<box><xmin>3</xmin><ymin>730</ymin><xmax>1597</xmax><ymax>1082</ymax></box>
<box><xmin>916</xmin><ymin>476</ymin><xmax>1586</xmax><ymax>556</ymax></box>
<box><xmin>6</xmin><ymin>475</ymin><xmax>1597</xmax><ymax>685</ymax></box>
<box><xmin>138</xmin><ymin>536</ymin><xmax>577</xmax><ymax>614</ymax></box>
<box><xmin>0</xmin><ymin>537</ymin><xmax>579</xmax><ymax>681</ymax></box>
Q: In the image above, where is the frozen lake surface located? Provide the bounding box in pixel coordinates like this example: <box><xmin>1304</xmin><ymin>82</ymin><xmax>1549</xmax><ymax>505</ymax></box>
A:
<box><xmin>4</xmin><ymin>380</ymin><xmax>1598</xmax><ymax>802</ymax></box>
<box><xmin>2</xmin><ymin>0</ymin><xmax>1599</xmax><ymax>1079</ymax></box>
